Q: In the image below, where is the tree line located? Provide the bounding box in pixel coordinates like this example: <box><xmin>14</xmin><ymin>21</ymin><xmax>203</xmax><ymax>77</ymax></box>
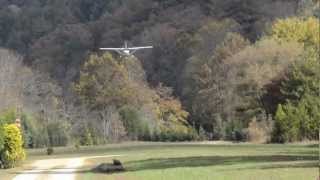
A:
<box><xmin>0</xmin><ymin>0</ymin><xmax>319</xmax><ymax>154</ymax></box>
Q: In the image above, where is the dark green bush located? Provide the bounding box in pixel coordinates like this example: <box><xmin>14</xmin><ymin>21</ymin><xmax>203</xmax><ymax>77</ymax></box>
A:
<box><xmin>75</xmin><ymin>143</ymin><xmax>81</xmax><ymax>150</ymax></box>
<box><xmin>119</xmin><ymin>106</ymin><xmax>142</xmax><ymax>140</ymax></box>
<box><xmin>47</xmin><ymin>147</ymin><xmax>54</xmax><ymax>155</ymax></box>
<box><xmin>224</xmin><ymin>121</ymin><xmax>247</xmax><ymax>142</ymax></box>
<box><xmin>138</xmin><ymin>124</ymin><xmax>151</xmax><ymax>141</ymax></box>
<box><xmin>80</xmin><ymin>127</ymin><xmax>94</xmax><ymax>146</ymax></box>
<box><xmin>47</xmin><ymin>121</ymin><xmax>70</xmax><ymax>147</ymax></box>
<box><xmin>155</xmin><ymin>128</ymin><xmax>198</xmax><ymax>142</ymax></box>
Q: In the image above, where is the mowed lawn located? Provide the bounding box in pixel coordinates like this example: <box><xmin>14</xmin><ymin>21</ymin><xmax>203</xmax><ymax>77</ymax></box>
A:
<box><xmin>0</xmin><ymin>142</ymin><xmax>318</xmax><ymax>180</ymax></box>
<box><xmin>78</xmin><ymin>142</ymin><xmax>318</xmax><ymax>180</ymax></box>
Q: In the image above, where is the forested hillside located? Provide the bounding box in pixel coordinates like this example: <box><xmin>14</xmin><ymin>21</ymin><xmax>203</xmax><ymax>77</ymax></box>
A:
<box><xmin>0</xmin><ymin>0</ymin><xmax>319</xmax><ymax>148</ymax></box>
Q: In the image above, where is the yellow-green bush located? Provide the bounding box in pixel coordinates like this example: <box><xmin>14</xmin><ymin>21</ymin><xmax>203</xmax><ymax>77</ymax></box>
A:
<box><xmin>0</xmin><ymin>124</ymin><xmax>26</xmax><ymax>168</ymax></box>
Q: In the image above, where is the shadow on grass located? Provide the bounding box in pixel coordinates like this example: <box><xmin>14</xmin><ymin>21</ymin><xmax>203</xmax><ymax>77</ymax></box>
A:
<box><xmin>280</xmin><ymin>149</ymin><xmax>318</xmax><ymax>156</ymax></box>
<box><xmin>258</xmin><ymin>161</ymin><xmax>318</xmax><ymax>169</ymax></box>
<box><xmin>11</xmin><ymin>155</ymin><xmax>317</xmax><ymax>176</ymax></box>
<box><xmin>307</xmin><ymin>144</ymin><xmax>318</xmax><ymax>148</ymax></box>
<box><xmin>124</xmin><ymin>155</ymin><xmax>317</xmax><ymax>172</ymax></box>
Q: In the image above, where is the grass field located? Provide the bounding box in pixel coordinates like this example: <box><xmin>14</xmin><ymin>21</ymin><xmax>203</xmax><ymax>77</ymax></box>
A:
<box><xmin>0</xmin><ymin>142</ymin><xmax>318</xmax><ymax>180</ymax></box>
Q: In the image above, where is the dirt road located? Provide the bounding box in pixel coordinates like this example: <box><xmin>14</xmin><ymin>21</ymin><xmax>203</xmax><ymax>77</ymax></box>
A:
<box><xmin>13</xmin><ymin>155</ymin><xmax>122</xmax><ymax>180</ymax></box>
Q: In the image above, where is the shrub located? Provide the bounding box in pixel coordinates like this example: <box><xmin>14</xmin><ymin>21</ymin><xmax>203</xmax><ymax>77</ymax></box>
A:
<box><xmin>0</xmin><ymin>109</ymin><xmax>18</xmax><ymax>151</ymax></box>
<box><xmin>0</xmin><ymin>124</ymin><xmax>25</xmax><ymax>169</ymax></box>
<box><xmin>273</xmin><ymin>94</ymin><xmax>320</xmax><ymax>142</ymax></box>
<box><xmin>47</xmin><ymin>147</ymin><xmax>54</xmax><ymax>155</ymax></box>
<box><xmin>75</xmin><ymin>143</ymin><xmax>80</xmax><ymax>150</ymax></box>
<box><xmin>157</xmin><ymin>127</ymin><xmax>198</xmax><ymax>142</ymax></box>
<box><xmin>0</xmin><ymin>109</ymin><xmax>17</xmax><ymax>124</ymax></box>
<box><xmin>198</xmin><ymin>126</ymin><xmax>207</xmax><ymax>141</ymax></box>
<box><xmin>138</xmin><ymin>124</ymin><xmax>151</xmax><ymax>141</ymax></box>
<box><xmin>224</xmin><ymin>121</ymin><xmax>247</xmax><ymax>142</ymax></box>
<box><xmin>119</xmin><ymin>106</ymin><xmax>142</xmax><ymax>140</ymax></box>
<box><xmin>0</xmin><ymin>123</ymin><xmax>4</xmax><ymax>153</ymax></box>
<box><xmin>80</xmin><ymin>127</ymin><xmax>94</xmax><ymax>146</ymax></box>
<box><xmin>151</xmin><ymin>129</ymin><xmax>161</xmax><ymax>141</ymax></box>
<box><xmin>47</xmin><ymin>121</ymin><xmax>70</xmax><ymax>147</ymax></box>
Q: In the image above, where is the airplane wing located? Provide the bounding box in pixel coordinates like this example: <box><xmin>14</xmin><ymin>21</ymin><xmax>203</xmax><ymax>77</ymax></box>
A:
<box><xmin>99</xmin><ymin>48</ymin><xmax>126</xmax><ymax>56</ymax></box>
<box><xmin>126</xmin><ymin>46</ymin><xmax>153</xmax><ymax>50</ymax></box>
<box><xmin>100</xmin><ymin>46</ymin><xmax>153</xmax><ymax>56</ymax></box>
<box><xmin>99</xmin><ymin>48</ymin><xmax>126</xmax><ymax>50</ymax></box>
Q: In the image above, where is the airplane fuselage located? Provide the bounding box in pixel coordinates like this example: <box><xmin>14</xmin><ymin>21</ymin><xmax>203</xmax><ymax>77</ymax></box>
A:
<box><xmin>123</xmin><ymin>49</ymin><xmax>130</xmax><ymax>55</ymax></box>
<box><xmin>100</xmin><ymin>42</ymin><xmax>153</xmax><ymax>57</ymax></box>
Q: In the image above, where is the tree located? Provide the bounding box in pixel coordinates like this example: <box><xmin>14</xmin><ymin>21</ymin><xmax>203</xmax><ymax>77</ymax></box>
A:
<box><xmin>119</xmin><ymin>106</ymin><xmax>143</xmax><ymax>140</ymax></box>
<box><xmin>75</xmin><ymin>53</ymin><xmax>148</xmax><ymax>141</ymax></box>
<box><xmin>270</xmin><ymin>17</ymin><xmax>319</xmax><ymax>52</ymax></box>
<box><xmin>270</xmin><ymin>16</ymin><xmax>320</xmax><ymax>142</ymax></box>
<box><xmin>226</xmin><ymin>38</ymin><xmax>303</xmax><ymax>138</ymax></box>
<box><xmin>0</xmin><ymin>124</ymin><xmax>25</xmax><ymax>169</ymax></box>
<box><xmin>274</xmin><ymin>51</ymin><xmax>320</xmax><ymax>142</ymax></box>
<box><xmin>180</xmin><ymin>20</ymin><xmax>246</xmax><ymax>138</ymax></box>
<box><xmin>0</xmin><ymin>0</ymin><xmax>309</xmax><ymax>144</ymax></box>
<box><xmin>181</xmin><ymin>33</ymin><xmax>250</xmax><ymax>139</ymax></box>
<box><xmin>274</xmin><ymin>95</ymin><xmax>320</xmax><ymax>142</ymax></box>
<box><xmin>156</xmin><ymin>85</ymin><xmax>190</xmax><ymax>140</ymax></box>
<box><xmin>75</xmin><ymin>53</ymin><xmax>138</xmax><ymax>108</ymax></box>
<box><xmin>297</xmin><ymin>0</ymin><xmax>320</xmax><ymax>17</ymax></box>
<box><xmin>75</xmin><ymin>53</ymin><xmax>194</xmax><ymax>141</ymax></box>
<box><xmin>0</xmin><ymin>49</ymin><xmax>25</xmax><ymax>112</ymax></box>
<box><xmin>31</xmin><ymin>24</ymin><xmax>93</xmax><ymax>81</ymax></box>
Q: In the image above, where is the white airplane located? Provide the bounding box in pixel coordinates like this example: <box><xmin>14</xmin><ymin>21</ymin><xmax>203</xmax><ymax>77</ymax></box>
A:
<box><xmin>100</xmin><ymin>41</ymin><xmax>153</xmax><ymax>57</ymax></box>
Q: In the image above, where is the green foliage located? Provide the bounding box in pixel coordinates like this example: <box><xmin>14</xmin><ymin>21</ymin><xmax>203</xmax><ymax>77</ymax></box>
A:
<box><xmin>138</xmin><ymin>123</ymin><xmax>152</xmax><ymax>141</ymax></box>
<box><xmin>119</xmin><ymin>106</ymin><xmax>144</xmax><ymax>140</ymax></box>
<box><xmin>157</xmin><ymin>128</ymin><xmax>198</xmax><ymax>142</ymax></box>
<box><xmin>193</xmin><ymin>19</ymin><xmax>241</xmax><ymax>57</ymax></box>
<box><xmin>271</xmin><ymin>17</ymin><xmax>320</xmax><ymax>52</ymax></box>
<box><xmin>75</xmin><ymin>53</ymin><xmax>194</xmax><ymax>142</ymax></box>
<box><xmin>47</xmin><ymin>147</ymin><xmax>54</xmax><ymax>155</ymax></box>
<box><xmin>281</xmin><ymin>52</ymin><xmax>320</xmax><ymax>101</ymax></box>
<box><xmin>228</xmin><ymin>38</ymin><xmax>302</xmax><ymax>120</ymax></box>
<box><xmin>273</xmin><ymin>104</ymin><xmax>287</xmax><ymax>143</ymax></box>
<box><xmin>224</xmin><ymin>120</ymin><xmax>247</xmax><ymax>142</ymax></box>
<box><xmin>80</xmin><ymin>126</ymin><xmax>94</xmax><ymax>146</ymax></box>
<box><xmin>158</xmin><ymin>98</ymin><xmax>189</xmax><ymax>128</ymax></box>
<box><xmin>274</xmin><ymin>53</ymin><xmax>320</xmax><ymax>142</ymax></box>
<box><xmin>31</xmin><ymin>125</ymin><xmax>49</xmax><ymax>149</ymax></box>
<box><xmin>267</xmin><ymin>16</ymin><xmax>320</xmax><ymax>143</ymax></box>
<box><xmin>297</xmin><ymin>0</ymin><xmax>320</xmax><ymax>17</ymax></box>
<box><xmin>0</xmin><ymin>124</ymin><xmax>25</xmax><ymax>168</ymax></box>
<box><xmin>156</xmin><ymin>96</ymin><xmax>198</xmax><ymax>141</ymax></box>
<box><xmin>75</xmin><ymin>53</ymin><xmax>136</xmax><ymax>109</ymax></box>
<box><xmin>274</xmin><ymin>95</ymin><xmax>320</xmax><ymax>142</ymax></box>
<box><xmin>182</xmin><ymin>33</ymin><xmax>250</xmax><ymax>140</ymax></box>
<box><xmin>0</xmin><ymin>123</ymin><xmax>4</xmax><ymax>155</ymax></box>
<box><xmin>47</xmin><ymin>121</ymin><xmax>70</xmax><ymax>147</ymax></box>
<box><xmin>0</xmin><ymin>0</ymin><xmax>312</xmax><ymax>144</ymax></box>
<box><xmin>21</xmin><ymin>113</ymin><xmax>70</xmax><ymax>148</ymax></box>
<box><xmin>0</xmin><ymin>110</ymin><xmax>50</xmax><ymax>149</ymax></box>
<box><xmin>74</xmin><ymin>53</ymin><xmax>156</xmax><ymax>142</ymax></box>
<box><xmin>0</xmin><ymin>109</ymin><xmax>17</xmax><ymax>124</ymax></box>
<box><xmin>0</xmin><ymin>109</ymin><xmax>18</xmax><ymax>152</ymax></box>
<box><xmin>20</xmin><ymin>113</ymin><xmax>40</xmax><ymax>148</ymax></box>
